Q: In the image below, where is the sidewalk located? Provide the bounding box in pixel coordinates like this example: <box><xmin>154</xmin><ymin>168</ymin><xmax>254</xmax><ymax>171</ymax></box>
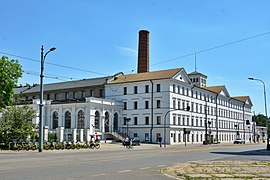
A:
<box><xmin>162</xmin><ymin>161</ymin><xmax>270</xmax><ymax>179</ymax></box>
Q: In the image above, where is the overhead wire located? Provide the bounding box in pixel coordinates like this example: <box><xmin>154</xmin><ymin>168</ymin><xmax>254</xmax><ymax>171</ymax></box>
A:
<box><xmin>0</xmin><ymin>51</ymin><xmax>109</xmax><ymax>76</ymax></box>
<box><xmin>150</xmin><ymin>31</ymin><xmax>270</xmax><ymax>67</ymax></box>
<box><xmin>3</xmin><ymin>31</ymin><xmax>270</xmax><ymax>107</ymax></box>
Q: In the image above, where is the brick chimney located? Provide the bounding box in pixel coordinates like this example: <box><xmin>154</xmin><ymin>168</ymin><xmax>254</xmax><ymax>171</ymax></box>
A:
<box><xmin>137</xmin><ymin>30</ymin><xmax>149</xmax><ymax>73</ymax></box>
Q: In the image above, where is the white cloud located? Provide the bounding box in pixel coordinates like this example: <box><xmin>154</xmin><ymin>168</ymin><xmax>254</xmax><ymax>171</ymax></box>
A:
<box><xmin>114</xmin><ymin>46</ymin><xmax>137</xmax><ymax>56</ymax></box>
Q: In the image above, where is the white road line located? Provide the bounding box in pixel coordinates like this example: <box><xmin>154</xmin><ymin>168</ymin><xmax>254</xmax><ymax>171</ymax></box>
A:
<box><xmin>157</xmin><ymin>165</ymin><xmax>166</xmax><ymax>167</ymax></box>
<box><xmin>140</xmin><ymin>167</ymin><xmax>151</xmax><ymax>170</ymax></box>
<box><xmin>88</xmin><ymin>173</ymin><xmax>106</xmax><ymax>177</ymax></box>
<box><xmin>117</xmin><ymin>170</ymin><xmax>131</xmax><ymax>173</ymax></box>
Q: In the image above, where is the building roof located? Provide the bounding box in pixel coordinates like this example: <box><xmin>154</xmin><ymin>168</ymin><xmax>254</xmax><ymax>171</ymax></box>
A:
<box><xmin>14</xmin><ymin>76</ymin><xmax>110</xmax><ymax>95</ymax></box>
<box><xmin>233</xmin><ymin>96</ymin><xmax>250</xmax><ymax>103</ymax></box>
<box><xmin>108</xmin><ymin>68</ymin><xmax>183</xmax><ymax>84</ymax></box>
<box><xmin>188</xmin><ymin>71</ymin><xmax>208</xmax><ymax>78</ymax></box>
<box><xmin>204</xmin><ymin>85</ymin><xmax>225</xmax><ymax>94</ymax></box>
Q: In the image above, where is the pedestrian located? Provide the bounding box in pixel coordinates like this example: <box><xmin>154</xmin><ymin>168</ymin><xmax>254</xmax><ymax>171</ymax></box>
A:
<box><xmin>158</xmin><ymin>136</ymin><xmax>162</xmax><ymax>148</ymax></box>
<box><xmin>95</xmin><ymin>132</ymin><xmax>99</xmax><ymax>142</ymax></box>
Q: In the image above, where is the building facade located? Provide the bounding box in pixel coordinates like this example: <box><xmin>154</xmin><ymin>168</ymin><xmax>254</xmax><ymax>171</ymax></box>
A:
<box><xmin>14</xmin><ymin>30</ymin><xmax>254</xmax><ymax>145</ymax></box>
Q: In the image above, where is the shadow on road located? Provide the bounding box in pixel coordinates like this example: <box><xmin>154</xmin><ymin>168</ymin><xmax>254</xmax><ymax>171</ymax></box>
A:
<box><xmin>210</xmin><ymin>149</ymin><xmax>270</xmax><ymax>156</ymax></box>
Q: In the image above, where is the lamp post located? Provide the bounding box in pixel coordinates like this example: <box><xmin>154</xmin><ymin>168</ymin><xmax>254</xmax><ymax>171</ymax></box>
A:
<box><xmin>163</xmin><ymin>106</ymin><xmax>190</xmax><ymax>147</ymax></box>
<box><xmin>248</xmin><ymin>77</ymin><xmax>269</xmax><ymax>150</ymax></box>
<box><xmin>39</xmin><ymin>45</ymin><xmax>56</xmax><ymax>152</ymax></box>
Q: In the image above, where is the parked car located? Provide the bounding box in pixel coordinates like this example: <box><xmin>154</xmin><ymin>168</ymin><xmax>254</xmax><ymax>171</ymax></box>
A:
<box><xmin>233</xmin><ymin>138</ymin><xmax>245</xmax><ymax>144</ymax></box>
<box><xmin>131</xmin><ymin>137</ymin><xmax>141</xmax><ymax>146</ymax></box>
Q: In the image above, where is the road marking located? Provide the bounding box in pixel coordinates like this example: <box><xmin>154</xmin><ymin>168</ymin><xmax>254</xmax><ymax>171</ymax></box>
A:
<box><xmin>117</xmin><ymin>170</ymin><xmax>131</xmax><ymax>173</ymax></box>
<box><xmin>157</xmin><ymin>165</ymin><xmax>166</xmax><ymax>167</ymax></box>
<box><xmin>89</xmin><ymin>173</ymin><xmax>106</xmax><ymax>177</ymax></box>
<box><xmin>140</xmin><ymin>167</ymin><xmax>151</xmax><ymax>170</ymax></box>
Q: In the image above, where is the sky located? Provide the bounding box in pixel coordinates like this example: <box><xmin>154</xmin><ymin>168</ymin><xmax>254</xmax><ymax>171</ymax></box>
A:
<box><xmin>1</xmin><ymin>0</ymin><xmax>270</xmax><ymax>115</ymax></box>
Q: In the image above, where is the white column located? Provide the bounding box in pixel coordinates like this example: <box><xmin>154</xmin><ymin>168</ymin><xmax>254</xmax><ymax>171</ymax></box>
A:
<box><xmin>79</xmin><ymin>129</ymin><xmax>84</xmax><ymax>142</ymax></box>
<box><xmin>43</xmin><ymin>126</ymin><xmax>49</xmax><ymax>142</ymax></box>
<box><xmin>57</xmin><ymin>127</ymin><xmax>64</xmax><ymax>142</ymax></box>
<box><xmin>85</xmin><ymin>129</ymin><xmax>91</xmax><ymax>142</ymax></box>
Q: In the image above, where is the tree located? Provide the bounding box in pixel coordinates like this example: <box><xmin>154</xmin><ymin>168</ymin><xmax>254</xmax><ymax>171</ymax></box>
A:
<box><xmin>0</xmin><ymin>104</ymin><xmax>36</xmax><ymax>146</ymax></box>
<box><xmin>0</xmin><ymin>56</ymin><xmax>23</xmax><ymax>109</ymax></box>
<box><xmin>253</xmin><ymin>114</ymin><xmax>267</xmax><ymax>126</ymax></box>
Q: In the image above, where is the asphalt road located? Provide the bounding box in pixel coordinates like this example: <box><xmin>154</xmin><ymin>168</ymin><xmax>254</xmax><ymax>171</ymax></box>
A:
<box><xmin>0</xmin><ymin>143</ymin><xmax>269</xmax><ymax>180</ymax></box>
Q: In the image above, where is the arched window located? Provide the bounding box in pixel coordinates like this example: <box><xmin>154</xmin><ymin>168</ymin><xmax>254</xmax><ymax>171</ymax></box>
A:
<box><xmin>113</xmin><ymin>113</ymin><xmax>118</xmax><ymax>131</ymax></box>
<box><xmin>52</xmin><ymin>111</ymin><xmax>58</xmax><ymax>129</ymax></box>
<box><xmin>77</xmin><ymin>110</ymin><xmax>85</xmax><ymax>129</ymax></box>
<box><xmin>65</xmin><ymin>111</ymin><xmax>71</xmax><ymax>129</ymax></box>
<box><xmin>95</xmin><ymin>111</ymin><xmax>100</xmax><ymax>130</ymax></box>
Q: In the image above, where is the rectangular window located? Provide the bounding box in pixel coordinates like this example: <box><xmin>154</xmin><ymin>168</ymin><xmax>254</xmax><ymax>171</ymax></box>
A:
<box><xmin>173</xmin><ymin>84</ymin><xmax>176</xmax><ymax>93</ymax></box>
<box><xmin>182</xmin><ymin>116</ymin><xmax>185</xmax><ymax>126</ymax></box>
<box><xmin>134</xmin><ymin>133</ymin><xmax>138</xmax><ymax>137</ymax></box>
<box><xmin>134</xmin><ymin>86</ymin><xmax>138</xmax><ymax>94</ymax></box>
<box><xmin>145</xmin><ymin>101</ymin><xmax>149</xmax><ymax>109</ymax></box>
<box><xmin>73</xmin><ymin>92</ymin><xmax>76</xmax><ymax>99</ymax></box>
<box><xmin>99</xmin><ymin>89</ymin><xmax>103</xmax><ymax>97</ymax></box>
<box><xmin>156</xmin><ymin>133</ymin><xmax>161</xmax><ymax>142</ymax></box>
<box><xmin>157</xmin><ymin>116</ymin><xmax>161</xmax><ymax>125</ymax></box>
<box><xmin>145</xmin><ymin>133</ymin><xmax>149</xmax><ymax>141</ymax></box>
<box><xmin>182</xmin><ymin>100</ymin><xmax>185</xmax><ymax>110</ymax></box>
<box><xmin>173</xmin><ymin>99</ymin><xmax>176</xmax><ymax>109</ymax></box>
<box><xmin>124</xmin><ymin>102</ymin><xmax>127</xmax><ymax>110</ymax></box>
<box><xmin>90</xmin><ymin>90</ymin><xmax>94</xmax><ymax>97</ymax></box>
<box><xmin>123</xmin><ymin>87</ymin><xmax>127</xmax><ymax>95</ymax></box>
<box><xmin>81</xmin><ymin>91</ymin><xmax>85</xmax><ymax>99</ymax></box>
<box><xmin>178</xmin><ymin>100</ymin><xmax>181</xmax><ymax>109</ymax></box>
<box><xmin>65</xmin><ymin>92</ymin><xmax>69</xmax><ymax>100</ymax></box>
<box><xmin>178</xmin><ymin>133</ymin><xmax>181</xmax><ymax>142</ymax></box>
<box><xmin>145</xmin><ymin>116</ymin><xmax>149</xmax><ymax>125</ymax></box>
<box><xmin>157</xmin><ymin>84</ymin><xmax>161</xmax><ymax>92</ymax></box>
<box><xmin>157</xmin><ymin>100</ymin><xmax>161</xmax><ymax>108</ymax></box>
<box><xmin>178</xmin><ymin>116</ymin><xmax>181</xmax><ymax>125</ymax></box>
<box><xmin>47</xmin><ymin>94</ymin><xmax>50</xmax><ymax>100</ymax></box>
<box><xmin>134</xmin><ymin>101</ymin><xmax>138</xmax><ymax>109</ymax></box>
<box><xmin>145</xmin><ymin>85</ymin><xmax>149</xmax><ymax>93</ymax></box>
<box><xmin>134</xmin><ymin>117</ymin><xmax>138</xmax><ymax>125</ymax></box>
<box><xmin>173</xmin><ymin>116</ymin><xmax>176</xmax><ymax>125</ymax></box>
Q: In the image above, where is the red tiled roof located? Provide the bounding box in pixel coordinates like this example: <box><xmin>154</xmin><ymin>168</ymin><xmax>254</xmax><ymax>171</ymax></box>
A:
<box><xmin>108</xmin><ymin>68</ymin><xmax>183</xmax><ymax>84</ymax></box>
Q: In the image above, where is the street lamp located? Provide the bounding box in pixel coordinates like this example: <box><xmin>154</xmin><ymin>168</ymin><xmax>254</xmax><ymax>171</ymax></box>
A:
<box><xmin>39</xmin><ymin>45</ymin><xmax>56</xmax><ymax>152</ymax></box>
<box><xmin>248</xmin><ymin>77</ymin><xmax>269</xmax><ymax>150</ymax></box>
<box><xmin>163</xmin><ymin>106</ymin><xmax>190</xmax><ymax>147</ymax></box>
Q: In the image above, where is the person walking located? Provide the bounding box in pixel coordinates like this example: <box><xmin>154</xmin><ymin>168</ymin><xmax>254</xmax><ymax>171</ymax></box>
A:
<box><xmin>95</xmin><ymin>132</ymin><xmax>99</xmax><ymax>142</ymax></box>
<box><xmin>158</xmin><ymin>136</ymin><xmax>162</xmax><ymax>148</ymax></box>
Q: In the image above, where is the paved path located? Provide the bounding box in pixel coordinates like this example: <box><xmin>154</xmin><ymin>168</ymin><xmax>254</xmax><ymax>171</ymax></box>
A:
<box><xmin>0</xmin><ymin>143</ymin><xmax>269</xmax><ymax>180</ymax></box>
